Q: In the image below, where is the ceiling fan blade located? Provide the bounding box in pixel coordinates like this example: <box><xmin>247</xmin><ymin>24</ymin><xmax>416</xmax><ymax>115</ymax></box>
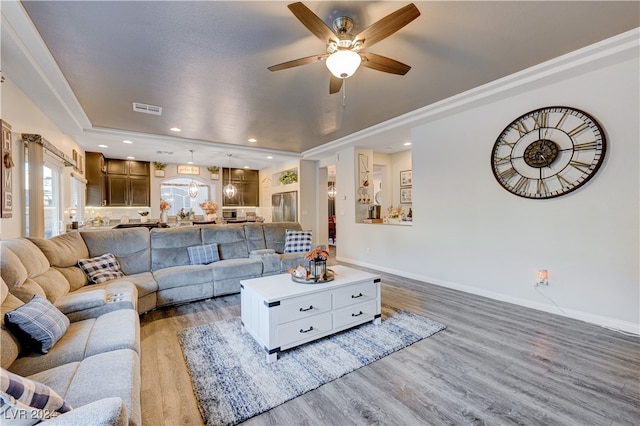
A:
<box><xmin>361</xmin><ymin>52</ymin><xmax>411</xmax><ymax>75</ymax></box>
<box><xmin>354</xmin><ymin>3</ymin><xmax>420</xmax><ymax>49</ymax></box>
<box><xmin>268</xmin><ymin>54</ymin><xmax>328</xmax><ymax>72</ymax></box>
<box><xmin>288</xmin><ymin>2</ymin><xmax>336</xmax><ymax>43</ymax></box>
<box><xmin>329</xmin><ymin>75</ymin><xmax>343</xmax><ymax>94</ymax></box>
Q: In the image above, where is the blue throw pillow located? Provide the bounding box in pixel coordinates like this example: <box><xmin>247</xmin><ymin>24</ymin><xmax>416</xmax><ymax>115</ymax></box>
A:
<box><xmin>187</xmin><ymin>243</ymin><xmax>220</xmax><ymax>265</ymax></box>
<box><xmin>284</xmin><ymin>230</ymin><xmax>312</xmax><ymax>253</ymax></box>
<box><xmin>4</xmin><ymin>296</ymin><xmax>70</xmax><ymax>354</ymax></box>
<box><xmin>77</xmin><ymin>253</ymin><xmax>125</xmax><ymax>284</ymax></box>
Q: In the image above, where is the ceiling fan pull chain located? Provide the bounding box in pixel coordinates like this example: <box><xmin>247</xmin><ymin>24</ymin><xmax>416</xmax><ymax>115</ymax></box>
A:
<box><xmin>342</xmin><ymin>78</ymin><xmax>347</xmax><ymax>109</ymax></box>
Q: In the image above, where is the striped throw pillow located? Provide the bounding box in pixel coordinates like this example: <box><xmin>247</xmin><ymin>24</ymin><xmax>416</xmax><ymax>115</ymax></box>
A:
<box><xmin>77</xmin><ymin>253</ymin><xmax>125</xmax><ymax>284</ymax></box>
<box><xmin>187</xmin><ymin>243</ymin><xmax>220</xmax><ymax>265</ymax></box>
<box><xmin>1</xmin><ymin>368</ymin><xmax>72</xmax><ymax>423</ymax></box>
<box><xmin>4</xmin><ymin>296</ymin><xmax>70</xmax><ymax>354</ymax></box>
<box><xmin>284</xmin><ymin>230</ymin><xmax>312</xmax><ymax>253</ymax></box>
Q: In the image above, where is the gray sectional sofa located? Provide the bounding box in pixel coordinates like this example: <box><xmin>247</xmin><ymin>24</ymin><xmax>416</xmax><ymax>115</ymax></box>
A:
<box><xmin>1</xmin><ymin>222</ymin><xmax>305</xmax><ymax>425</ymax></box>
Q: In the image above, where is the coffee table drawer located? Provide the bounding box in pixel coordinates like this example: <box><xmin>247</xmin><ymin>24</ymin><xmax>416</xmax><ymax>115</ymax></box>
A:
<box><xmin>333</xmin><ymin>282</ymin><xmax>377</xmax><ymax>310</ymax></box>
<box><xmin>278</xmin><ymin>312</ymin><xmax>332</xmax><ymax>347</ymax></box>
<box><xmin>333</xmin><ymin>300</ymin><xmax>378</xmax><ymax>329</ymax></box>
<box><xmin>278</xmin><ymin>292</ymin><xmax>332</xmax><ymax>324</ymax></box>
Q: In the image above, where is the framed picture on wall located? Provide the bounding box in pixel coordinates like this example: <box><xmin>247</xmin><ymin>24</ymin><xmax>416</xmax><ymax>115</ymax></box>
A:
<box><xmin>400</xmin><ymin>170</ymin><xmax>412</xmax><ymax>187</ymax></box>
<box><xmin>400</xmin><ymin>187</ymin><xmax>412</xmax><ymax>204</ymax></box>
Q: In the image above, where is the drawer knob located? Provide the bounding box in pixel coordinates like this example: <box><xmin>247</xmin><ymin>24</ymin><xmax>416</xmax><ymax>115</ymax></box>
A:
<box><xmin>352</xmin><ymin>311</ymin><xmax>364</xmax><ymax>317</ymax></box>
<box><xmin>351</xmin><ymin>293</ymin><xmax>364</xmax><ymax>299</ymax></box>
<box><xmin>299</xmin><ymin>305</ymin><xmax>313</xmax><ymax>312</ymax></box>
<box><xmin>299</xmin><ymin>326</ymin><xmax>314</xmax><ymax>333</ymax></box>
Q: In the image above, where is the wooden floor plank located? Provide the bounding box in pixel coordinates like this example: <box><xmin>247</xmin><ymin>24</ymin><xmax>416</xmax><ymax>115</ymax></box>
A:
<box><xmin>139</xmin><ymin>257</ymin><xmax>640</xmax><ymax>425</ymax></box>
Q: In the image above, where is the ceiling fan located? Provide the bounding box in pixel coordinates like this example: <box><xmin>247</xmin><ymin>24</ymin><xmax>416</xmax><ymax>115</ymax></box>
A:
<box><xmin>268</xmin><ymin>2</ymin><xmax>420</xmax><ymax>94</ymax></box>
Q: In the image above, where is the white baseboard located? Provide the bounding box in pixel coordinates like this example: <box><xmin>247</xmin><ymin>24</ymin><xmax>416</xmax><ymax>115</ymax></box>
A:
<box><xmin>337</xmin><ymin>256</ymin><xmax>640</xmax><ymax>336</ymax></box>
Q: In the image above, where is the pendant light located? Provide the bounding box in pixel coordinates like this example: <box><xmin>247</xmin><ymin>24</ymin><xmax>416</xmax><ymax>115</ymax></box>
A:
<box><xmin>187</xmin><ymin>150</ymin><xmax>199</xmax><ymax>199</ymax></box>
<box><xmin>223</xmin><ymin>154</ymin><xmax>238</xmax><ymax>199</ymax></box>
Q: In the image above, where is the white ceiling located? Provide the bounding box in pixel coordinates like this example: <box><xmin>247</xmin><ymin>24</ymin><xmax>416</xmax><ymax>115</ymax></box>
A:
<box><xmin>3</xmin><ymin>1</ymin><xmax>639</xmax><ymax>169</ymax></box>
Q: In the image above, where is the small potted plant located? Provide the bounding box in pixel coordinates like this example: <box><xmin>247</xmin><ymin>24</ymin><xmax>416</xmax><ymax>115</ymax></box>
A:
<box><xmin>153</xmin><ymin>162</ymin><xmax>167</xmax><ymax>177</ymax></box>
<box><xmin>279</xmin><ymin>170</ymin><xmax>298</xmax><ymax>185</ymax></box>
<box><xmin>207</xmin><ymin>166</ymin><xmax>220</xmax><ymax>180</ymax></box>
<box><xmin>138</xmin><ymin>210</ymin><xmax>150</xmax><ymax>223</ymax></box>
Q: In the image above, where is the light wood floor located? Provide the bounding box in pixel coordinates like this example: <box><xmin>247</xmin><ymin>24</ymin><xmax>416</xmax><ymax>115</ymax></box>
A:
<box><xmin>139</xmin><ymin>257</ymin><xmax>639</xmax><ymax>425</ymax></box>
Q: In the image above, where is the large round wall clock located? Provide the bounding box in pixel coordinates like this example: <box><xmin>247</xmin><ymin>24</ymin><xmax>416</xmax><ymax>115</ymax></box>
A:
<box><xmin>491</xmin><ymin>106</ymin><xmax>606</xmax><ymax>199</ymax></box>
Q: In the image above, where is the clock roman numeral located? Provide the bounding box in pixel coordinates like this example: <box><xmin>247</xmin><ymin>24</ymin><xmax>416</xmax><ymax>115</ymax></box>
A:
<box><xmin>513</xmin><ymin>176</ymin><xmax>530</xmax><ymax>193</ymax></box>
<box><xmin>499</xmin><ymin>167</ymin><xmax>518</xmax><ymax>182</ymax></box>
<box><xmin>554</xmin><ymin>111</ymin><xmax>569</xmax><ymax>129</ymax></box>
<box><xmin>567</xmin><ymin>123</ymin><xmax>591</xmax><ymax>137</ymax></box>
<box><xmin>536</xmin><ymin>178</ymin><xmax>549</xmax><ymax>196</ymax></box>
<box><xmin>556</xmin><ymin>173</ymin><xmax>572</xmax><ymax>188</ymax></box>
<box><xmin>533</xmin><ymin>112</ymin><xmax>549</xmax><ymax>129</ymax></box>
<box><xmin>513</xmin><ymin>121</ymin><xmax>529</xmax><ymax>137</ymax></box>
<box><xmin>573</xmin><ymin>141</ymin><xmax>598</xmax><ymax>151</ymax></box>
<box><xmin>569</xmin><ymin>160</ymin><xmax>593</xmax><ymax>174</ymax></box>
<box><xmin>494</xmin><ymin>155</ymin><xmax>511</xmax><ymax>166</ymax></box>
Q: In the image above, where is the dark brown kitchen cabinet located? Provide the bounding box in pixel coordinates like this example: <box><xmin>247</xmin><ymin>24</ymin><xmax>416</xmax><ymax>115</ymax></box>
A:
<box><xmin>105</xmin><ymin>159</ymin><xmax>150</xmax><ymax>206</ymax></box>
<box><xmin>86</xmin><ymin>152</ymin><xmax>107</xmax><ymax>206</ymax></box>
<box><xmin>222</xmin><ymin>168</ymin><xmax>259</xmax><ymax>206</ymax></box>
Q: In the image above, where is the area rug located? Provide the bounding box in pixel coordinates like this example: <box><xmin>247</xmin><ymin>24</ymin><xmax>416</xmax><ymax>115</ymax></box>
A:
<box><xmin>177</xmin><ymin>305</ymin><xmax>445</xmax><ymax>426</ymax></box>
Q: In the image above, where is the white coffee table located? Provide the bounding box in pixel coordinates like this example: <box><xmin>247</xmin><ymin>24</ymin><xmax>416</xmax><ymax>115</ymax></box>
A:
<box><xmin>240</xmin><ymin>265</ymin><xmax>381</xmax><ymax>363</ymax></box>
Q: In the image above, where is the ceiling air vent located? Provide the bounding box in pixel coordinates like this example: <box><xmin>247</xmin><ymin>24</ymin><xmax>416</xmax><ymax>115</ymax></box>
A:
<box><xmin>132</xmin><ymin>102</ymin><xmax>162</xmax><ymax>115</ymax></box>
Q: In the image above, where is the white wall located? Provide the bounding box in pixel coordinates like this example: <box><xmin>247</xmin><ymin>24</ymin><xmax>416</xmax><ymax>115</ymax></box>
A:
<box><xmin>0</xmin><ymin>78</ymin><xmax>84</xmax><ymax>239</ymax></box>
<box><xmin>336</xmin><ymin>51</ymin><xmax>639</xmax><ymax>332</ymax></box>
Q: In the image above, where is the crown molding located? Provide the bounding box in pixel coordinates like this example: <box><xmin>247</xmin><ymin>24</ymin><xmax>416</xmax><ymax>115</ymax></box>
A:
<box><xmin>1</xmin><ymin>1</ymin><xmax>92</xmax><ymax>134</ymax></box>
<box><xmin>303</xmin><ymin>27</ymin><xmax>640</xmax><ymax>160</ymax></box>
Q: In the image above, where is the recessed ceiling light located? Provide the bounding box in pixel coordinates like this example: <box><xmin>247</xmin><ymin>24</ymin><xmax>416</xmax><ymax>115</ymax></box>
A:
<box><xmin>244</xmin><ymin>166</ymin><xmax>250</xmax><ymax>169</ymax></box>
<box><xmin>248</xmin><ymin>138</ymin><xmax>257</xmax><ymax>143</ymax></box>
<box><xmin>403</xmin><ymin>142</ymin><xmax>412</xmax><ymax>146</ymax></box>
<box><xmin>127</xmin><ymin>156</ymin><xmax>135</xmax><ymax>159</ymax></box>
<box><xmin>98</xmin><ymin>144</ymin><xmax>108</xmax><ymax>148</ymax></box>
<box><xmin>266</xmin><ymin>156</ymin><xmax>273</xmax><ymax>159</ymax></box>
<box><xmin>170</xmin><ymin>127</ymin><xmax>181</xmax><ymax>132</ymax></box>
<box><xmin>123</xmin><ymin>140</ymin><xmax>133</xmax><ymax>144</ymax></box>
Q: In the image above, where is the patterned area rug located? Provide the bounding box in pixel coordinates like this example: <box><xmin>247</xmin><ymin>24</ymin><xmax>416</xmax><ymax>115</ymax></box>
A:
<box><xmin>178</xmin><ymin>306</ymin><xmax>446</xmax><ymax>426</ymax></box>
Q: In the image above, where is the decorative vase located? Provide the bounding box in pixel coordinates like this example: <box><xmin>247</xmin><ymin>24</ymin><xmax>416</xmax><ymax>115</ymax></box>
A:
<box><xmin>160</xmin><ymin>211</ymin><xmax>168</xmax><ymax>224</ymax></box>
<box><xmin>206</xmin><ymin>212</ymin><xmax>217</xmax><ymax>222</ymax></box>
<box><xmin>140</xmin><ymin>215</ymin><xmax>148</xmax><ymax>223</ymax></box>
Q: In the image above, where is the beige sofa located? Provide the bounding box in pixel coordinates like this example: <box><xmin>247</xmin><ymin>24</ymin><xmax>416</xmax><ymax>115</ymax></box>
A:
<box><xmin>1</xmin><ymin>222</ymin><xmax>306</xmax><ymax>425</ymax></box>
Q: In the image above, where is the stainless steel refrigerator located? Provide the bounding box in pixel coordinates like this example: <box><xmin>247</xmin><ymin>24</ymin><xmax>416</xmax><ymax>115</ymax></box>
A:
<box><xmin>272</xmin><ymin>191</ymin><xmax>297</xmax><ymax>222</ymax></box>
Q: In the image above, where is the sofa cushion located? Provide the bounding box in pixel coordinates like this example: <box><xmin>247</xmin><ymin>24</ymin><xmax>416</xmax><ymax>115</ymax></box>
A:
<box><xmin>243</xmin><ymin>223</ymin><xmax>267</xmax><ymax>251</ymax></box>
<box><xmin>150</xmin><ymin>227</ymin><xmax>202</xmax><ymax>270</ymax></box>
<box><xmin>9</xmin><ymin>309</ymin><xmax>140</xmax><ymax>378</ymax></box>
<box><xmin>1</xmin><ymin>367</ymin><xmax>72</xmax><ymax>417</ymax></box>
<box><xmin>263</xmin><ymin>222</ymin><xmax>302</xmax><ymax>253</ymax></box>
<box><xmin>28</xmin><ymin>233</ymin><xmax>89</xmax><ymax>268</ymax></box>
<box><xmin>1</xmin><ymin>278</ymin><xmax>24</xmax><ymax>369</ymax></box>
<box><xmin>0</xmin><ymin>246</ymin><xmax>28</xmax><ymax>292</ymax></box>
<box><xmin>152</xmin><ymin>265</ymin><xmax>214</xmax><ymax>291</ymax></box>
<box><xmin>78</xmin><ymin>253</ymin><xmax>125</xmax><ymax>284</ymax></box>
<box><xmin>35</xmin><ymin>349</ymin><xmax>142</xmax><ymax>426</ymax></box>
<box><xmin>0</xmin><ymin>240</ymin><xmax>50</xmax><ymax>281</ymax></box>
<box><xmin>187</xmin><ymin>244</ymin><xmax>220</xmax><ymax>265</ymax></box>
<box><xmin>81</xmin><ymin>228</ymin><xmax>151</xmax><ymax>275</ymax></box>
<box><xmin>4</xmin><ymin>296</ymin><xmax>70</xmax><ymax>354</ymax></box>
<box><xmin>29</xmin><ymin>233</ymin><xmax>90</xmax><ymax>292</ymax></box>
<box><xmin>201</xmin><ymin>225</ymin><xmax>248</xmax><ymax>260</ymax></box>
<box><xmin>284</xmin><ymin>229</ymin><xmax>312</xmax><ymax>253</ymax></box>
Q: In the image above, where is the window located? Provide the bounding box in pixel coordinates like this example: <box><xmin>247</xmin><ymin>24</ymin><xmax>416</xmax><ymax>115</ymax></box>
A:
<box><xmin>70</xmin><ymin>176</ymin><xmax>86</xmax><ymax>224</ymax></box>
<box><xmin>43</xmin><ymin>158</ymin><xmax>63</xmax><ymax>238</ymax></box>
<box><xmin>160</xmin><ymin>178</ymin><xmax>212</xmax><ymax>216</ymax></box>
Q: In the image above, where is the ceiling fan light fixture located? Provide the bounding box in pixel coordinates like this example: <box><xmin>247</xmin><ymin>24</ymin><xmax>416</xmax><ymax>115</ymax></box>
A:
<box><xmin>326</xmin><ymin>50</ymin><xmax>361</xmax><ymax>79</ymax></box>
